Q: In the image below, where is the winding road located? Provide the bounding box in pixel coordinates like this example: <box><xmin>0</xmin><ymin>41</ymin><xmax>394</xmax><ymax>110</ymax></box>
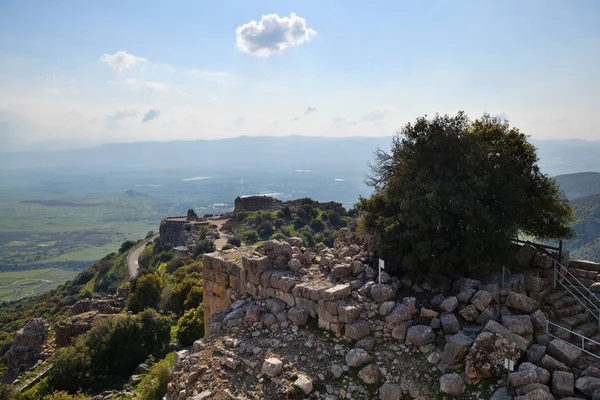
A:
<box><xmin>126</xmin><ymin>234</ymin><xmax>158</xmax><ymax>279</ymax></box>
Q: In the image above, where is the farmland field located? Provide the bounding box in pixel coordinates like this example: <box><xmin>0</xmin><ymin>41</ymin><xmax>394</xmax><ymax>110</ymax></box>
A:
<box><xmin>0</xmin><ymin>268</ymin><xmax>79</xmax><ymax>302</ymax></box>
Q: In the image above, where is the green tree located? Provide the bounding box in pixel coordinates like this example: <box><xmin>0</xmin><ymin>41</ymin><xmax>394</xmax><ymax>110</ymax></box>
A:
<box><xmin>128</xmin><ymin>273</ymin><xmax>165</xmax><ymax>313</ymax></box>
<box><xmin>176</xmin><ymin>305</ymin><xmax>204</xmax><ymax>346</ymax></box>
<box><xmin>257</xmin><ymin>221</ymin><xmax>275</xmax><ymax>238</ymax></box>
<box><xmin>310</xmin><ymin>218</ymin><xmax>325</xmax><ymax>233</ymax></box>
<box><xmin>227</xmin><ymin>236</ymin><xmax>242</xmax><ymax>247</ymax></box>
<box><xmin>358</xmin><ymin>112</ymin><xmax>574</xmax><ymax>277</ymax></box>
<box><xmin>243</xmin><ymin>230</ymin><xmax>259</xmax><ymax>243</ymax></box>
<box><xmin>119</xmin><ymin>240</ymin><xmax>137</xmax><ymax>253</ymax></box>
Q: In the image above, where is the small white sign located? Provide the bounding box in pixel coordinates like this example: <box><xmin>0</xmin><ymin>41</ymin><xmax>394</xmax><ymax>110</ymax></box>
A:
<box><xmin>379</xmin><ymin>259</ymin><xmax>385</xmax><ymax>270</ymax></box>
<box><xmin>504</xmin><ymin>358</ymin><xmax>514</xmax><ymax>371</ymax></box>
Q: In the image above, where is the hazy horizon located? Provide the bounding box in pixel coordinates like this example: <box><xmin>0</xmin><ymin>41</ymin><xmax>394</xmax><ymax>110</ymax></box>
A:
<box><xmin>1</xmin><ymin>1</ymin><xmax>599</xmax><ymax>152</ymax></box>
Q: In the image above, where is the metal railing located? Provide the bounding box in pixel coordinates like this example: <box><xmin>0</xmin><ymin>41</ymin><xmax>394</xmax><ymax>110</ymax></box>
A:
<box><xmin>545</xmin><ymin>320</ymin><xmax>600</xmax><ymax>360</ymax></box>
<box><xmin>553</xmin><ymin>259</ymin><xmax>600</xmax><ymax>328</ymax></box>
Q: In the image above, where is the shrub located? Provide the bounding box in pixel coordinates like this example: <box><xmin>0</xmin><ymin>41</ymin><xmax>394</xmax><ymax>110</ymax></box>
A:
<box><xmin>119</xmin><ymin>240</ymin><xmax>137</xmax><ymax>253</ymax></box>
<box><xmin>227</xmin><ymin>236</ymin><xmax>242</xmax><ymax>247</ymax></box>
<box><xmin>176</xmin><ymin>305</ymin><xmax>204</xmax><ymax>346</ymax></box>
<box><xmin>47</xmin><ymin>342</ymin><xmax>92</xmax><ymax>392</ymax></box>
<box><xmin>292</xmin><ymin>218</ymin><xmax>305</xmax><ymax>230</ymax></box>
<box><xmin>193</xmin><ymin>240</ymin><xmax>216</xmax><ymax>258</ymax></box>
<box><xmin>273</xmin><ymin>218</ymin><xmax>285</xmax><ymax>229</ymax></box>
<box><xmin>270</xmin><ymin>232</ymin><xmax>287</xmax><ymax>241</ymax></box>
<box><xmin>140</xmin><ymin>358</ymin><xmax>171</xmax><ymax>400</ymax></box>
<box><xmin>128</xmin><ymin>273</ymin><xmax>165</xmax><ymax>313</ymax></box>
<box><xmin>42</xmin><ymin>391</ymin><xmax>86</xmax><ymax>400</ymax></box>
<box><xmin>310</xmin><ymin>218</ymin><xmax>325</xmax><ymax>233</ymax></box>
<box><xmin>281</xmin><ymin>206</ymin><xmax>292</xmax><ymax>217</ymax></box>
<box><xmin>257</xmin><ymin>221</ymin><xmax>275</xmax><ymax>238</ymax></box>
<box><xmin>167</xmin><ymin>256</ymin><xmax>193</xmax><ymax>274</ymax></box>
<box><xmin>243</xmin><ymin>230</ymin><xmax>259</xmax><ymax>243</ymax></box>
<box><xmin>327</xmin><ymin>211</ymin><xmax>342</xmax><ymax>227</ymax></box>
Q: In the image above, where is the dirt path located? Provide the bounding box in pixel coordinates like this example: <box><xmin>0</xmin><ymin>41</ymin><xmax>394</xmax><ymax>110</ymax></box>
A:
<box><xmin>209</xmin><ymin>218</ymin><xmax>231</xmax><ymax>250</ymax></box>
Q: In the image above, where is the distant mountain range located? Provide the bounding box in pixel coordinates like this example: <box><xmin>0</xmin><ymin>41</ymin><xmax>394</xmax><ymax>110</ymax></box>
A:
<box><xmin>1</xmin><ymin>136</ymin><xmax>599</xmax><ymax>176</ymax></box>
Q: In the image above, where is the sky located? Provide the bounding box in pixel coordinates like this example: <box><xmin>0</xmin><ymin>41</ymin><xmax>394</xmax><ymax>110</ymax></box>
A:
<box><xmin>0</xmin><ymin>0</ymin><xmax>599</xmax><ymax>151</ymax></box>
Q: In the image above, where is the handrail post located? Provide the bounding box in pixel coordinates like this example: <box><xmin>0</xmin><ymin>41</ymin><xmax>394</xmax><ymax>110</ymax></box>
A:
<box><xmin>553</xmin><ymin>260</ymin><xmax>557</xmax><ymax>290</ymax></box>
<box><xmin>559</xmin><ymin>240</ymin><xmax>563</xmax><ymax>261</ymax></box>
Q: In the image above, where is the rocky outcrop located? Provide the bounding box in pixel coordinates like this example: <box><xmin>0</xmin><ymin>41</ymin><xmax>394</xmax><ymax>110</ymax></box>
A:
<box><xmin>55</xmin><ymin>312</ymin><xmax>112</xmax><ymax>347</ymax></box>
<box><xmin>6</xmin><ymin>318</ymin><xmax>49</xmax><ymax>372</ymax></box>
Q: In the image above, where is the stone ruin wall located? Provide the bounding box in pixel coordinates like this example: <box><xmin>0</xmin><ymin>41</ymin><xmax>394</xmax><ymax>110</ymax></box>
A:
<box><xmin>233</xmin><ymin>196</ymin><xmax>283</xmax><ymax>214</ymax></box>
<box><xmin>202</xmin><ymin>231</ymin><xmax>375</xmax><ymax>338</ymax></box>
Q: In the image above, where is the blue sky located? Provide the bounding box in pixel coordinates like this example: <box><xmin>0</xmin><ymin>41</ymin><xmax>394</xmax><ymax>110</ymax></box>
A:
<box><xmin>0</xmin><ymin>0</ymin><xmax>598</xmax><ymax>151</ymax></box>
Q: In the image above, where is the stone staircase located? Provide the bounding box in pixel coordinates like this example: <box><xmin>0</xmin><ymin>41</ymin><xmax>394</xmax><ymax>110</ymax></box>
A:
<box><xmin>542</xmin><ymin>289</ymin><xmax>600</xmax><ymax>354</ymax></box>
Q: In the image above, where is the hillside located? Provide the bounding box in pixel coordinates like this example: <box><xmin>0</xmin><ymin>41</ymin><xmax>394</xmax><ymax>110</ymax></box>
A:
<box><xmin>568</xmin><ymin>193</ymin><xmax>600</xmax><ymax>261</ymax></box>
<box><xmin>556</xmin><ymin>172</ymin><xmax>600</xmax><ymax>200</ymax></box>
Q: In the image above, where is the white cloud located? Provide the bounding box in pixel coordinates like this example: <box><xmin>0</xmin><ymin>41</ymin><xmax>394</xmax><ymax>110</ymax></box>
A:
<box><xmin>100</xmin><ymin>51</ymin><xmax>147</xmax><ymax>73</ymax></box>
<box><xmin>304</xmin><ymin>106</ymin><xmax>318</xmax><ymax>116</ymax></box>
<box><xmin>236</xmin><ymin>13</ymin><xmax>317</xmax><ymax>57</ymax></box>
<box><xmin>331</xmin><ymin>117</ymin><xmax>357</xmax><ymax>126</ymax></box>
<box><xmin>362</xmin><ymin>106</ymin><xmax>393</xmax><ymax>123</ymax></box>
<box><xmin>233</xmin><ymin>116</ymin><xmax>246</xmax><ymax>126</ymax></box>
<box><xmin>291</xmin><ymin>116</ymin><xmax>300</xmax><ymax>122</ymax></box>
<box><xmin>142</xmin><ymin>109</ymin><xmax>160</xmax><ymax>123</ymax></box>
<box><xmin>107</xmin><ymin>108</ymin><xmax>138</xmax><ymax>122</ymax></box>
<box><xmin>123</xmin><ymin>79</ymin><xmax>169</xmax><ymax>92</ymax></box>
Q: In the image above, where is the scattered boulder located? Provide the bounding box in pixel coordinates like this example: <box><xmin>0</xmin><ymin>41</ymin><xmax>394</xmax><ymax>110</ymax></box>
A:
<box><xmin>441</xmin><ymin>332</ymin><xmax>474</xmax><ymax>365</ymax></box>
<box><xmin>358</xmin><ymin>364</ymin><xmax>381</xmax><ymax>384</ymax></box>
<box><xmin>287</xmin><ymin>307</ymin><xmax>309</xmax><ymax>326</ymax></box>
<box><xmin>551</xmin><ymin>371</ymin><xmax>574</xmax><ymax>396</ymax></box>
<box><xmin>506</xmin><ymin>292</ymin><xmax>540</xmax><ymax>313</ymax></box>
<box><xmin>294</xmin><ymin>375</ymin><xmax>313</xmax><ymax>395</ymax></box>
<box><xmin>546</xmin><ymin>339</ymin><xmax>581</xmax><ymax>367</ymax></box>
<box><xmin>465</xmin><ymin>331</ymin><xmax>521</xmax><ymax>380</ymax></box>
<box><xmin>575</xmin><ymin>376</ymin><xmax>600</xmax><ymax>396</ymax></box>
<box><xmin>440</xmin><ymin>296</ymin><xmax>458</xmax><ymax>313</ymax></box>
<box><xmin>440</xmin><ymin>313</ymin><xmax>460</xmax><ymax>335</ymax></box>
<box><xmin>459</xmin><ymin>305</ymin><xmax>480</xmax><ymax>322</ymax></box>
<box><xmin>439</xmin><ymin>373</ymin><xmax>466</xmax><ymax>396</ymax></box>
<box><xmin>345</xmin><ymin>320</ymin><xmax>371</xmax><ymax>341</ymax></box>
<box><xmin>262</xmin><ymin>357</ymin><xmax>283</xmax><ymax>377</ymax></box>
<box><xmin>371</xmin><ymin>284</ymin><xmax>395</xmax><ymax>302</ymax></box>
<box><xmin>379</xmin><ymin>382</ymin><xmax>403</xmax><ymax>400</ymax></box>
<box><xmin>345</xmin><ymin>348</ymin><xmax>371</xmax><ymax>367</ymax></box>
<box><xmin>471</xmin><ymin>290</ymin><xmax>492</xmax><ymax>311</ymax></box>
<box><xmin>405</xmin><ymin>325</ymin><xmax>435</xmax><ymax>347</ymax></box>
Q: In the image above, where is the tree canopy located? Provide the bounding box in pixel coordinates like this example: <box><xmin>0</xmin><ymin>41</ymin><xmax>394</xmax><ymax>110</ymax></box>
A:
<box><xmin>358</xmin><ymin>112</ymin><xmax>574</xmax><ymax>277</ymax></box>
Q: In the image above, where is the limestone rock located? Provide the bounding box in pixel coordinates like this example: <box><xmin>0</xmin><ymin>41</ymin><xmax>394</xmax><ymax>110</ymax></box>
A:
<box><xmin>575</xmin><ymin>376</ymin><xmax>600</xmax><ymax>396</ymax></box>
<box><xmin>440</xmin><ymin>296</ymin><xmax>458</xmax><ymax>313</ymax></box>
<box><xmin>385</xmin><ymin>304</ymin><xmax>411</xmax><ymax>323</ymax></box>
<box><xmin>288</xmin><ymin>307</ymin><xmax>309</xmax><ymax>326</ymax></box>
<box><xmin>459</xmin><ymin>305</ymin><xmax>480</xmax><ymax>322</ymax></box>
<box><xmin>546</xmin><ymin>339</ymin><xmax>581</xmax><ymax>366</ymax></box>
<box><xmin>465</xmin><ymin>331</ymin><xmax>521</xmax><ymax>380</ymax></box>
<box><xmin>506</xmin><ymin>291</ymin><xmax>540</xmax><ymax>313</ymax></box>
<box><xmin>405</xmin><ymin>325</ymin><xmax>434</xmax><ymax>346</ymax></box>
<box><xmin>502</xmin><ymin>315</ymin><xmax>533</xmax><ymax>335</ymax></box>
<box><xmin>345</xmin><ymin>348</ymin><xmax>371</xmax><ymax>367</ymax></box>
<box><xmin>439</xmin><ymin>373</ymin><xmax>465</xmax><ymax>396</ymax></box>
<box><xmin>514</xmin><ymin>388</ymin><xmax>553</xmax><ymax>400</ymax></box>
<box><xmin>441</xmin><ymin>332</ymin><xmax>474</xmax><ymax>365</ymax></box>
<box><xmin>551</xmin><ymin>371</ymin><xmax>574</xmax><ymax>396</ymax></box>
<box><xmin>391</xmin><ymin>321</ymin><xmax>412</xmax><ymax>341</ymax></box>
<box><xmin>457</xmin><ymin>288</ymin><xmax>476</xmax><ymax>304</ymax></box>
<box><xmin>379</xmin><ymin>382</ymin><xmax>403</xmax><ymax>400</ymax></box>
<box><xmin>345</xmin><ymin>320</ymin><xmax>371</xmax><ymax>341</ymax></box>
<box><xmin>530</xmin><ymin>310</ymin><xmax>548</xmax><ymax>334</ymax></box>
<box><xmin>262</xmin><ymin>357</ymin><xmax>283</xmax><ymax>377</ymax></box>
<box><xmin>371</xmin><ymin>284</ymin><xmax>395</xmax><ymax>302</ymax></box>
<box><xmin>471</xmin><ymin>290</ymin><xmax>492</xmax><ymax>311</ymax></box>
<box><xmin>294</xmin><ymin>375</ymin><xmax>313</xmax><ymax>394</ymax></box>
<box><xmin>358</xmin><ymin>364</ymin><xmax>381</xmax><ymax>384</ymax></box>
<box><xmin>440</xmin><ymin>313</ymin><xmax>460</xmax><ymax>335</ymax></box>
